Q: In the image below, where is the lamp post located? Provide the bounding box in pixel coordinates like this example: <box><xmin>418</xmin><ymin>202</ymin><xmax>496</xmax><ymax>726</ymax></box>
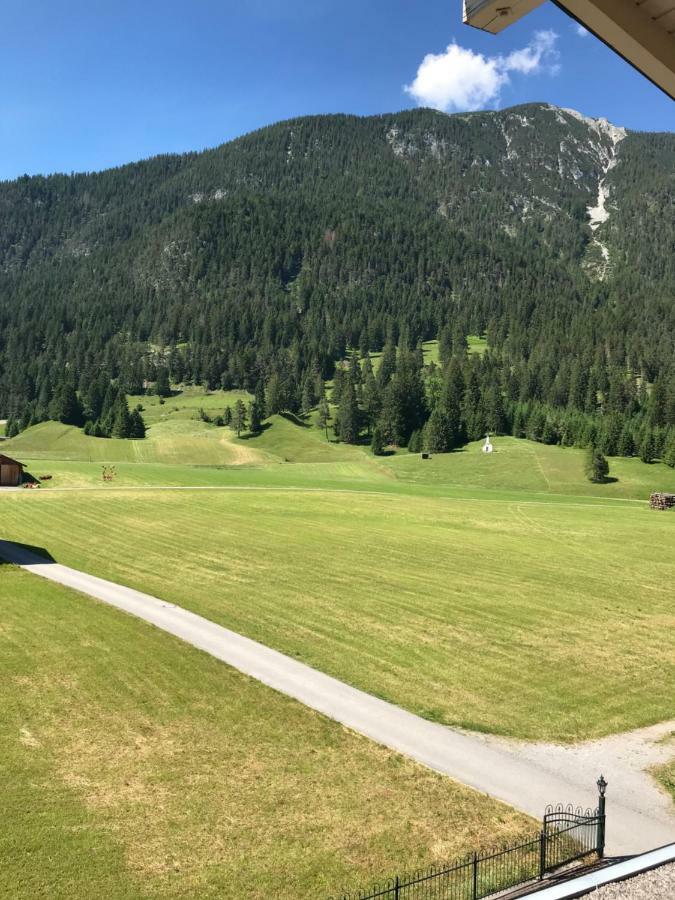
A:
<box><xmin>596</xmin><ymin>775</ymin><xmax>608</xmax><ymax>858</ymax></box>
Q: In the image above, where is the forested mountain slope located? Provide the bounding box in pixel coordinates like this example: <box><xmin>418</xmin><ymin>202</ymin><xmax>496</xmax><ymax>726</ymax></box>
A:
<box><xmin>0</xmin><ymin>103</ymin><xmax>673</xmax><ymax>452</ymax></box>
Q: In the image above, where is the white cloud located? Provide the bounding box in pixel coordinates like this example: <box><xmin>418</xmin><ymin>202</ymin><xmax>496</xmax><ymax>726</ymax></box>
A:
<box><xmin>404</xmin><ymin>30</ymin><xmax>560</xmax><ymax>113</ymax></box>
<box><xmin>503</xmin><ymin>29</ymin><xmax>558</xmax><ymax>73</ymax></box>
<box><xmin>575</xmin><ymin>23</ymin><xmax>589</xmax><ymax>38</ymax></box>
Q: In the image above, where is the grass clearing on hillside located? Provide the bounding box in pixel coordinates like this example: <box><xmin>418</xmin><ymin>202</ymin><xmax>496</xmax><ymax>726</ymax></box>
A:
<box><xmin>2</xmin><ymin>478</ymin><xmax>673</xmax><ymax>742</ymax></box>
<box><xmin>1</xmin><ymin>388</ymin><xmax>269</xmax><ymax>467</ymax></box>
<box><xmin>384</xmin><ymin>437</ymin><xmax>675</xmax><ymax>501</ymax></box>
<box><xmin>359</xmin><ymin>338</ymin><xmax>485</xmax><ymax>374</ymax></box>
<box><xmin>2</xmin><ymin>419</ymin><xmax>266</xmax><ymax>467</ymax></box>
<box><xmin>1</xmin><ymin>565</ymin><xmax>531</xmax><ymax>899</ymax></box>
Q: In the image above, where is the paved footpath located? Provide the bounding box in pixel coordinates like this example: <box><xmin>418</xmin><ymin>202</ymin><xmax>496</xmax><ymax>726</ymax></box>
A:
<box><xmin>2</xmin><ymin>538</ymin><xmax>673</xmax><ymax>856</ymax></box>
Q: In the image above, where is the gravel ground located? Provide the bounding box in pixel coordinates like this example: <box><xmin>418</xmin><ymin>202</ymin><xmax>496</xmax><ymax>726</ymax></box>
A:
<box><xmin>590</xmin><ymin>862</ymin><xmax>675</xmax><ymax>897</ymax></box>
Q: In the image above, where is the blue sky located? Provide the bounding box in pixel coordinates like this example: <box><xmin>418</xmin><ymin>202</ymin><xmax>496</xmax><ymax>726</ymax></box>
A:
<box><xmin>1</xmin><ymin>0</ymin><xmax>673</xmax><ymax>180</ymax></box>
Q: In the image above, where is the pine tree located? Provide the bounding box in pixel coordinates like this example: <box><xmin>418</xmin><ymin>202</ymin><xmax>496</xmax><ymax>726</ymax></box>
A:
<box><xmin>407</xmin><ymin>429</ymin><xmax>423</xmax><ymax>453</ymax></box>
<box><xmin>301</xmin><ymin>379</ymin><xmax>314</xmax><ymax>416</ymax></box>
<box><xmin>232</xmin><ymin>399</ymin><xmax>247</xmax><ymax>437</ymax></box>
<box><xmin>377</xmin><ymin>343</ymin><xmax>397</xmax><ymax>388</ymax></box>
<box><xmin>371</xmin><ymin>422</ymin><xmax>386</xmax><ymax>456</ymax></box>
<box><xmin>585</xmin><ymin>446</ymin><xmax>609</xmax><ymax>483</ymax></box>
<box><xmin>424</xmin><ymin>406</ymin><xmax>452</xmax><ymax>453</ymax></box>
<box><xmin>111</xmin><ymin>393</ymin><xmax>133</xmax><ymax>438</ymax></box>
<box><xmin>484</xmin><ymin>385</ymin><xmax>506</xmax><ymax>436</ymax></box>
<box><xmin>318</xmin><ymin>397</ymin><xmax>331</xmax><ymax>440</ymax></box>
<box><xmin>5</xmin><ymin>417</ymin><xmax>19</xmax><ymax>438</ymax></box>
<box><xmin>336</xmin><ymin>380</ymin><xmax>360</xmax><ymax>444</ymax></box>
<box><xmin>130</xmin><ymin>408</ymin><xmax>147</xmax><ymax>438</ymax></box>
<box><xmin>663</xmin><ymin>430</ymin><xmax>675</xmax><ymax>468</ymax></box>
<box><xmin>155</xmin><ymin>367</ymin><xmax>171</xmax><ymax>398</ymax></box>
<box><xmin>223</xmin><ymin>405</ymin><xmax>232</xmax><ymax>426</ymax></box>
<box><xmin>649</xmin><ymin>379</ymin><xmax>668</xmax><ymax>427</ymax></box>
<box><xmin>617</xmin><ymin>423</ymin><xmax>635</xmax><ymax>457</ymax></box>
<box><xmin>361</xmin><ymin>371</ymin><xmax>381</xmax><ymax>436</ymax></box>
<box><xmin>248</xmin><ymin>400</ymin><xmax>262</xmax><ymax>434</ymax></box>
<box><xmin>265</xmin><ymin>373</ymin><xmax>284</xmax><ymax>416</ymax></box>
<box><xmin>639</xmin><ymin>429</ymin><xmax>656</xmax><ymax>464</ymax></box>
<box><xmin>49</xmin><ymin>382</ymin><xmax>83</xmax><ymax>426</ymax></box>
<box><xmin>380</xmin><ymin>378</ymin><xmax>406</xmax><ymax>446</ymax></box>
<box><xmin>254</xmin><ymin>379</ymin><xmax>266</xmax><ymax>411</ymax></box>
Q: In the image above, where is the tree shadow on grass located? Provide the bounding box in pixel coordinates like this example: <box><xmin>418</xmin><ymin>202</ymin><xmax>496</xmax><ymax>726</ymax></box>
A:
<box><xmin>0</xmin><ymin>540</ymin><xmax>56</xmax><ymax>565</ymax></box>
<box><xmin>279</xmin><ymin>411</ymin><xmax>311</xmax><ymax>428</ymax></box>
<box><xmin>238</xmin><ymin>422</ymin><xmax>272</xmax><ymax>441</ymax></box>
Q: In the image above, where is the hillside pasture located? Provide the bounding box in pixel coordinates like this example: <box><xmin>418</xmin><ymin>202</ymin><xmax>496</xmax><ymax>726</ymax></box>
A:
<box><xmin>1</xmin><ymin>565</ymin><xmax>531</xmax><ymax>899</ymax></box>
<box><xmin>386</xmin><ymin>437</ymin><xmax>675</xmax><ymax>501</ymax></box>
<box><xmin>1</xmin><ymin>388</ymin><xmax>268</xmax><ymax>467</ymax></box>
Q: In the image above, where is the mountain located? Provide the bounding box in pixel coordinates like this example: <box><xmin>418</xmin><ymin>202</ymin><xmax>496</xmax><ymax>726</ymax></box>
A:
<box><xmin>0</xmin><ymin>102</ymin><xmax>673</xmax><ymax>440</ymax></box>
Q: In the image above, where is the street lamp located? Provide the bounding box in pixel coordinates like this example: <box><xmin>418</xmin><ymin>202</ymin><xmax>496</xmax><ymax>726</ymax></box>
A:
<box><xmin>596</xmin><ymin>775</ymin><xmax>608</xmax><ymax>858</ymax></box>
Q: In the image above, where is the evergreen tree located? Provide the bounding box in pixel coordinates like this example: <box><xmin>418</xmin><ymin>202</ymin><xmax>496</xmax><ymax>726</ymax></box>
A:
<box><xmin>301</xmin><ymin>379</ymin><xmax>314</xmax><ymax>416</ymax></box>
<box><xmin>318</xmin><ymin>397</ymin><xmax>331</xmax><ymax>440</ymax></box>
<box><xmin>380</xmin><ymin>378</ymin><xmax>406</xmax><ymax>446</ymax></box>
<box><xmin>49</xmin><ymin>382</ymin><xmax>83</xmax><ymax>426</ymax></box>
<box><xmin>248</xmin><ymin>400</ymin><xmax>262</xmax><ymax>434</ymax></box>
<box><xmin>155</xmin><ymin>367</ymin><xmax>171</xmax><ymax>398</ymax></box>
<box><xmin>585</xmin><ymin>446</ymin><xmax>609</xmax><ymax>483</ymax></box>
<box><xmin>232</xmin><ymin>399</ymin><xmax>247</xmax><ymax>437</ymax></box>
<box><xmin>361</xmin><ymin>370</ymin><xmax>382</xmax><ymax>437</ymax></box>
<box><xmin>336</xmin><ymin>380</ymin><xmax>360</xmax><ymax>444</ymax></box>
<box><xmin>112</xmin><ymin>393</ymin><xmax>133</xmax><ymax>438</ymax></box>
<box><xmin>130</xmin><ymin>408</ymin><xmax>147</xmax><ymax>438</ymax></box>
<box><xmin>377</xmin><ymin>343</ymin><xmax>397</xmax><ymax>388</ymax></box>
<box><xmin>266</xmin><ymin>373</ymin><xmax>285</xmax><ymax>416</ymax></box>
<box><xmin>663</xmin><ymin>430</ymin><xmax>675</xmax><ymax>468</ymax></box>
<box><xmin>223</xmin><ymin>405</ymin><xmax>232</xmax><ymax>426</ymax></box>
<box><xmin>424</xmin><ymin>406</ymin><xmax>453</xmax><ymax>453</ymax></box>
<box><xmin>371</xmin><ymin>422</ymin><xmax>386</xmax><ymax>456</ymax></box>
<box><xmin>407</xmin><ymin>429</ymin><xmax>423</xmax><ymax>453</ymax></box>
<box><xmin>639</xmin><ymin>429</ymin><xmax>656</xmax><ymax>464</ymax></box>
<box><xmin>617</xmin><ymin>423</ymin><xmax>635</xmax><ymax>457</ymax></box>
<box><xmin>5</xmin><ymin>417</ymin><xmax>19</xmax><ymax>438</ymax></box>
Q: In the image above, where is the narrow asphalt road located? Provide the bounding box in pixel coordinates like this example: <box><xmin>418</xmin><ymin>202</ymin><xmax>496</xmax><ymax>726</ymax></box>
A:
<box><xmin>2</xmin><ymin>539</ymin><xmax>673</xmax><ymax>855</ymax></box>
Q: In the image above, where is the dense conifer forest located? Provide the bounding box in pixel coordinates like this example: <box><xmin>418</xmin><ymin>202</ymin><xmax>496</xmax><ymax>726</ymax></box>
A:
<box><xmin>0</xmin><ymin>103</ymin><xmax>673</xmax><ymax>460</ymax></box>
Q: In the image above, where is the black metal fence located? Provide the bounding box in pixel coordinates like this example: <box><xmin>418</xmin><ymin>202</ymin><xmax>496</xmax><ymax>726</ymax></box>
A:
<box><xmin>330</xmin><ymin>781</ymin><xmax>607</xmax><ymax>900</ymax></box>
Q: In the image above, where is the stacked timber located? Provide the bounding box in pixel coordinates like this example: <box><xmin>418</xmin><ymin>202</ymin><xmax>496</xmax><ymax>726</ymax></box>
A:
<box><xmin>649</xmin><ymin>492</ymin><xmax>675</xmax><ymax>510</ymax></box>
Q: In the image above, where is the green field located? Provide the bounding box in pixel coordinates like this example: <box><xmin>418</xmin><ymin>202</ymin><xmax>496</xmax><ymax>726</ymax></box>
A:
<box><xmin>1</xmin><ymin>565</ymin><xmax>531</xmax><ymax>899</ymax></box>
<box><xmin>2</xmin><ymin>405</ymin><xmax>674</xmax><ymax>897</ymax></box>
<box><xmin>2</xmin><ymin>431</ymin><xmax>674</xmax><ymax>742</ymax></box>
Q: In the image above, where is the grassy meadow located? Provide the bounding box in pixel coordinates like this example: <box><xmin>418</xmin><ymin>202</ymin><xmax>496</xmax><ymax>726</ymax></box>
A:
<box><xmin>1</xmin><ymin>431</ymin><xmax>674</xmax><ymax>741</ymax></box>
<box><xmin>2</xmin><ymin>393</ymin><xmax>674</xmax><ymax>897</ymax></box>
<box><xmin>1</xmin><ymin>565</ymin><xmax>532</xmax><ymax>899</ymax></box>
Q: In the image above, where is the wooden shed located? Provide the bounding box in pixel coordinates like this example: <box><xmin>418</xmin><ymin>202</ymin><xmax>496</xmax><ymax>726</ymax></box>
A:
<box><xmin>0</xmin><ymin>454</ymin><xmax>24</xmax><ymax>487</ymax></box>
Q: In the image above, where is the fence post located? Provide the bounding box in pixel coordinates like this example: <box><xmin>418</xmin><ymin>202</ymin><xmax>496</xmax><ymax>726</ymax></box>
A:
<box><xmin>596</xmin><ymin>775</ymin><xmax>607</xmax><ymax>859</ymax></box>
<box><xmin>472</xmin><ymin>851</ymin><xmax>478</xmax><ymax>900</ymax></box>
<box><xmin>394</xmin><ymin>874</ymin><xmax>400</xmax><ymax>900</ymax></box>
<box><xmin>539</xmin><ymin>829</ymin><xmax>546</xmax><ymax>879</ymax></box>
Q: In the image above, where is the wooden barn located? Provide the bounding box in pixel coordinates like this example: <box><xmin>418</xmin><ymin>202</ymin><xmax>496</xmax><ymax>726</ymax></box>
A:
<box><xmin>0</xmin><ymin>454</ymin><xmax>24</xmax><ymax>487</ymax></box>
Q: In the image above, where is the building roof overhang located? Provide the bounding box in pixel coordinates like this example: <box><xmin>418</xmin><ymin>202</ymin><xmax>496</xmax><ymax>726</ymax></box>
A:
<box><xmin>463</xmin><ymin>0</ymin><xmax>675</xmax><ymax>101</ymax></box>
